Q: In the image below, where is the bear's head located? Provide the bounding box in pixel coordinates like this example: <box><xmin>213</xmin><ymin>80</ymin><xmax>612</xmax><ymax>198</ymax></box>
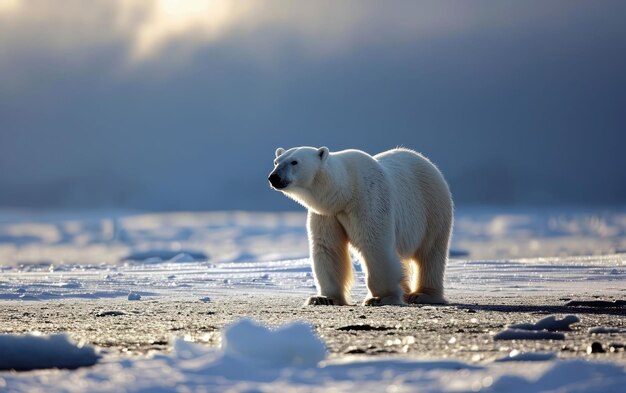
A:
<box><xmin>268</xmin><ymin>146</ymin><xmax>329</xmax><ymax>192</ymax></box>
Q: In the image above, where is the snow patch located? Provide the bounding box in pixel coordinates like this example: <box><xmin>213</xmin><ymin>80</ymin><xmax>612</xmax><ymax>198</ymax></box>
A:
<box><xmin>495</xmin><ymin>314</ymin><xmax>580</xmax><ymax>340</ymax></box>
<box><xmin>3</xmin><ymin>320</ymin><xmax>626</xmax><ymax>392</ymax></box>
<box><xmin>221</xmin><ymin>318</ymin><xmax>326</xmax><ymax>367</ymax></box>
<box><xmin>509</xmin><ymin>315</ymin><xmax>580</xmax><ymax>331</ymax></box>
<box><xmin>491</xmin><ymin>360</ymin><xmax>626</xmax><ymax>393</ymax></box>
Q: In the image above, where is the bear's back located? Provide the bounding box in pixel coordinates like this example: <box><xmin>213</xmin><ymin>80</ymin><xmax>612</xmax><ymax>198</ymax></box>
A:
<box><xmin>374</xmin><ymin>148</ymin><xmax>444</xmax><ymax>192</ymax></box>
<box><xmin>374</xmin><ymin>148</ymin><xmax>452</xmax><ymax>257</ymax></box>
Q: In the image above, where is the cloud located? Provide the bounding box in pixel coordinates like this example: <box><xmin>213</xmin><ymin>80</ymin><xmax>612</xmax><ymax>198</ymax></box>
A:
<box><xmin>0</xmin><ymin>0</ymin><xmax>517</xmax><ymax>74</ymax></box>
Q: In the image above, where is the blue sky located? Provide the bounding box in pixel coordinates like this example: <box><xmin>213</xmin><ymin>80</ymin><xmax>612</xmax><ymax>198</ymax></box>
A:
<box><xmin>1</xmin><ymin>1</ymin><xmax>625</xmax><ymax>210</ymax></box>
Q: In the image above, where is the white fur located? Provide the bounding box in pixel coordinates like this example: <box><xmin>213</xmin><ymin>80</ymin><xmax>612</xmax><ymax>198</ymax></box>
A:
<box><xmin>270</xmin><ymin>147</ymin><xmax>453</xmax><ymax>306</ymax></box>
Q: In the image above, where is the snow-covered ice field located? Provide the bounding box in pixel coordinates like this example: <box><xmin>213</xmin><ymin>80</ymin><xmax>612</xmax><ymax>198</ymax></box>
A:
<box><xmin>1</xmin><ymin>208</ymin><xmax>624</xmax><ymax>300</ymax></box>
<box><xmin>1</xmin><ymin>208</ymin><xmax>625</xmax><ymax>392</ymax></box>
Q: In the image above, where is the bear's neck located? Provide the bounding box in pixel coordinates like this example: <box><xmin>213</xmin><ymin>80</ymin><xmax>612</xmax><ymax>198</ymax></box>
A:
<box><xmin>307</xmin><ymin>160</ymin><xmax>352</xmax><ymax>216</ymax></box>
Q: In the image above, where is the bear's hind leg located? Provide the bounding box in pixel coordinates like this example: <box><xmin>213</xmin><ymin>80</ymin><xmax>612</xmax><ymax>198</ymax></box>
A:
<box><xmin>306</xmin><ymin>213</ymin><xmax>353</xmax><ymax>306</ymax></box>
<box><xmin>359</xmin><ymin>247</ymin><xmax>404</xmax><ymax>306</ymax></box>
<box><xmin>405</xmin><ymin>245</ymin><xmax>448</xmax><ymax>305</ymax></box>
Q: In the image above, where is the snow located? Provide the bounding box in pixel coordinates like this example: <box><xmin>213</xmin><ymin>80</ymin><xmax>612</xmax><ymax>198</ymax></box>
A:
<box><xmin>2</xmin><ymin>319</ymin><xmax>625</xmax><ymax>392</ymax></box>
<box><xmin>495</xmin><ymin>314</ymin><xmax>582</xmax><ymax>340</ymax></box>
<box><xmin>1</xmin><ymin>208</ymin><xmax>625</xmax><ymax>391</ymax></box>
<box><xmin>0</xmin><ymin>251</ymin><xmax>621</xmax><ymax>302</ymax></box>
<box><xmin>221</xmin><ymin>318</ymin><xmax>326</xmax><ymax>367</ymax></box>
<box><xmin>509</xmin><ymin>315</ymin><xmax>580</xmax><ymax>331</ymax></box>
<box><xmin>1</xmin><ymin>208</ymin><xmax>625</xmax><ymax>268</ymax></box>
<box><xmin>0</xmin><ymin>333</ymin><xmax>99</xmax><ymax>371</ymax></box>
<box><xmin>488</xmin><ymin>360</ymin><xmax>626</xmax><ymax>393</ymax></box>
<box><xmin>0</xmin><ymin>208</ymin><xmax>622</xmax><ymax>303</ymax></box>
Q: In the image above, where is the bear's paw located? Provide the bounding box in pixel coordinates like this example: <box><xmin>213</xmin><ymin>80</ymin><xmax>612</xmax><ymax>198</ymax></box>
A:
<box><xmin>362</xmin><ymin>295</ymin><xmax>404</xmax><ymax>306</ymax></box>
<box><xmin>404</xmin><ymin>292</ymin><xmax>448</xmax><ymax>305</ymax></box>
<box><xmin>306</xmin><ymin>296</ymin><xmax>339</xmax><ymax>306</ymax></box>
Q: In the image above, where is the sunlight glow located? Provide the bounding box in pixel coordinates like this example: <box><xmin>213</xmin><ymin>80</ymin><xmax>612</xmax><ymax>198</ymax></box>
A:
<box><xmin>127</xmin><ymin>0</ymin><xmax>248</xmax><ymax>63</ymax></box>
<box><xmin>0</xmin><ymin>0</ymin><xmax>19</xmax><ymax>13</ymax></box>
<box><xmin>0</xmin><ymin>0</ymin><xmax>482</xmax><ymax>70</ymax></box>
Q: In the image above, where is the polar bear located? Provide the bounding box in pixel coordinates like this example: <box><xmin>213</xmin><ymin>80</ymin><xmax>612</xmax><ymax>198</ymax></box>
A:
<box><xmin>268</xmin><ymin>146</ymin><xmax>453</xmax><ymax>306</ymax></box>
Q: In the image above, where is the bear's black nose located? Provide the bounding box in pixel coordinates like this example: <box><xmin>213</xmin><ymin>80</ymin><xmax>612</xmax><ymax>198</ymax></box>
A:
<box><xmin>268</xmin><ymin>173</ymin><xmax>282</xmax><ymax>188</ymax></box>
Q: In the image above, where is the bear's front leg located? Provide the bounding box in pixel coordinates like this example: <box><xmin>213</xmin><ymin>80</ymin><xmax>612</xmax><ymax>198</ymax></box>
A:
<box><xmin>306</xmin><ymin>212</ymin><xmax>353</xmax><ymax>306</ymax></box>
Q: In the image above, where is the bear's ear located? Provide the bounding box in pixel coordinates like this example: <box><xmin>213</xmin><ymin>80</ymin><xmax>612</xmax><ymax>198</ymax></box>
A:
<box><xmin>275</xmin><ymin>147</ymin><xmax>285</xmax><ymax>158</ymax></box>
<box><xmin>317</xmin><ymin>146</ymin><xmax>329</xmax><ymax>162</ymax></box>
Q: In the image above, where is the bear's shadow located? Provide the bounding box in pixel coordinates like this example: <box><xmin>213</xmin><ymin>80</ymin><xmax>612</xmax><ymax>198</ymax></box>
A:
<box><xmin>451</xmin><ymin>300</ymin><xmax>626</xmax><ymax>316</ymax></box>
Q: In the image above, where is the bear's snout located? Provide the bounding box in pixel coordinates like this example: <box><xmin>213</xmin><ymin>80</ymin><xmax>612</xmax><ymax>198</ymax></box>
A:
<box><xmin>268</xmin><ymin>172</ymin><xmax>289</xmax><ymax>189</ymax></box>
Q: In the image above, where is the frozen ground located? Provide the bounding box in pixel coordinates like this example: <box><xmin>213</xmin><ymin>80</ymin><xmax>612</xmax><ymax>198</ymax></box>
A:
<box><xmin>0</xmin><ymin>208</ymin><xmax>625</xmax><ymax>392</ymax></box>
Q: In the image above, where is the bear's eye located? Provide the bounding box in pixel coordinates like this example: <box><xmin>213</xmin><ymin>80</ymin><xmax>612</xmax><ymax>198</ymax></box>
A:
<box><xmin>291</xmin><ymin>161</ymin><xmax>298</xmax><ymax>166</ymax></box>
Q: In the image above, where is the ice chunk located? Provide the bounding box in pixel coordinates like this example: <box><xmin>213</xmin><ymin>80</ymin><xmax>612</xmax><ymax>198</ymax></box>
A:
<box><xmin>122</xmin><ymin>250</ymin><xmax>208</xmax><ymax>263</ymax></box>
<box><xmin>170</xmin><ymin>253</ymin><xmax>195</xmax><ymax>263</ymax></box>
<box><xmin>494</xmin><ymin>329</ymin><xmax>565</xmax><ymax>340</ymax></box>
<box><xmin>18</xmin><ymin>294</ymin><xmax>41</xmax><ymax>301</ymax></box>
<box><xmin>221</xmin><ymin>318</ymin><xmax>326</xmax><ymax>367</ymax></box>
<box><xmin>127</xmin><ymin>292</ymin><xmax>141</xmax><ymax>301</ymax></box>
<box><xmin>0</xmin><ymin>333</ymin><xmax>99</xmax><ymax>371</ymax></box>
<box><xmin>449</xmin><ymin>249</ymin><xmax>470</xmax><ymax>257</ymax></box>
<box><xmin>509</xmin><ymin>315</ymin><xmax>580</xmax><ymax>332</ymax></box>
<box><xmin>54</xmin><ymin>281</ymin><xmax>82</xmax><ymax>289</ymax></box>
<box><xmin>495</xmin><ymin>349</ymin><xmax>557</xmax><ymax>362</ymax></box>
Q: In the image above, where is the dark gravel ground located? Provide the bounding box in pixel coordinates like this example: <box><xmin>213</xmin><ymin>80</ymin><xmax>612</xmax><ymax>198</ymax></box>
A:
<box><xmin>1</xmin><ymin>294</ymin><xmax>624</xmax><ymax>364</ymax></box>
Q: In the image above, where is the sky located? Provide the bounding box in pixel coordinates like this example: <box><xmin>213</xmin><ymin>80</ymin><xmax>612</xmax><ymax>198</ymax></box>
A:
<box><xmin>1</xmin><ymin>0</ymin><xmax>625</xmax><ymax>211</ymax></box>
